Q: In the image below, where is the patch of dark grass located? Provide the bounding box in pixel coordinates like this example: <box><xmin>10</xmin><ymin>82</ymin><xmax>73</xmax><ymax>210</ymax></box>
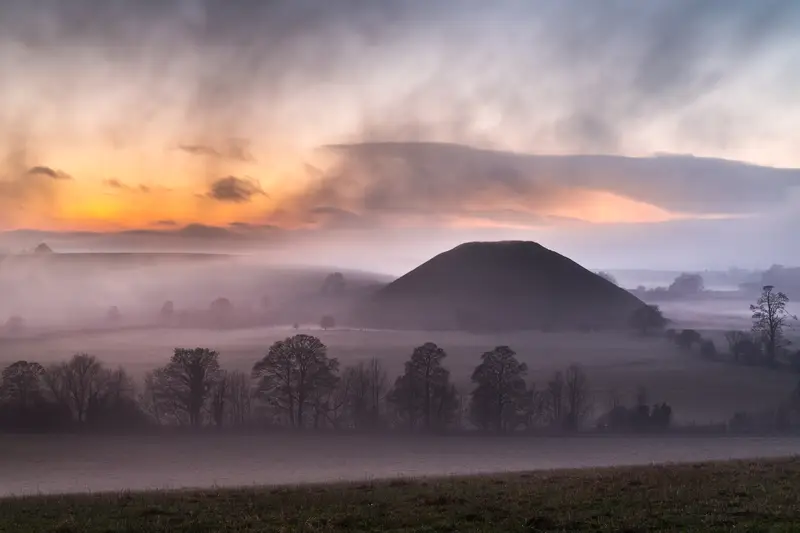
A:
<box><xmin>2</xmin><ymin>458</ymin><xmax>800</xmax><ymax>532</ymax></box>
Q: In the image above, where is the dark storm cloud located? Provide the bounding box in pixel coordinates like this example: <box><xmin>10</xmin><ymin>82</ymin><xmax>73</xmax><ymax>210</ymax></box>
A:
<box><xmin>207</xmin><ymin>176</ymin><xmax>265</xmax><ymax>203</ymax></box>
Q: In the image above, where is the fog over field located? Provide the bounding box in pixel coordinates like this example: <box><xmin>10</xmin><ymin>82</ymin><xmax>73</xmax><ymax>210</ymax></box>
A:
<box><xmin>2</xmin><ymin>1</ymin><xmax>800</xmax><ymax>505</ymax></box>
<box><xmin>2</xmin><ymin>434</ymin><xmax>799</xmax><ymax>496</ymax></box>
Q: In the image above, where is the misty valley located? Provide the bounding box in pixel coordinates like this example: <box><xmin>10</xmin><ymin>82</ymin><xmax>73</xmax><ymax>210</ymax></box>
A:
<box><xmin>2</xmin><ymin>243</ymin><xmax>800</xmax><ymax>498</ymax></box>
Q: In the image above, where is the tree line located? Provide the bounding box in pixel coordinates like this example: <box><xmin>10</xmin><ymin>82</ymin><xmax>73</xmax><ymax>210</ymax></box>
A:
<box><xmin>1</xmin><ymin>337</ymin><xmax>662</xmax><ymax>434</ymax></box>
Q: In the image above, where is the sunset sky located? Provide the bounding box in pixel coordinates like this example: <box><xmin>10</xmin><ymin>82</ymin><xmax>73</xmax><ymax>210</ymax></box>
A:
<box><xmin>1</xmin><ymin>0</ymin><xmax>799</xmax><ymax>273</ymax></box>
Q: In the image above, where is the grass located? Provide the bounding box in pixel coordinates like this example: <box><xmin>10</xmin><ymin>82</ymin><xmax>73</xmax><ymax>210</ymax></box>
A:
<box><xmin>2</xmin><ymin>458</ymin><xmax>800</xmax><ymax>532</ymax></box>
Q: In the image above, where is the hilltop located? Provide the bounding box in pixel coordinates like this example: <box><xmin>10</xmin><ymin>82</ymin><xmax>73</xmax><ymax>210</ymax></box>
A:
<box><xmin>360</xmin><ymin>241</ymin><xmax>643</xmax><ymax>331</ymax></box>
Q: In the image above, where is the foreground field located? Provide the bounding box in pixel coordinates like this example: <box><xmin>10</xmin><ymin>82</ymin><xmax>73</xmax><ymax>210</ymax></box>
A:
<box><xmin>2</xmin><ymin>458</ymin><xmax>800</xmax><ymax>532</ymax></box>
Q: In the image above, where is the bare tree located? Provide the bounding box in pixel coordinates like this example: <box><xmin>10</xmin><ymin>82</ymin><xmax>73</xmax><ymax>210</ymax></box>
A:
<box><xmin>340</xmin><ymin>358</ymin><xmax>389</xmax><ymax>430</ymax></box>
<box><xmin>751</xmin><ymin>285</ymin><xmax>797</xmax><ymax>363</ymax></box>
<box><xmin>544</xmin><ymin>371</ymin><xmax>565</xmax><ymax>427</ymax></box>
<box><xmin>252</xmin><ymin>334</ymin><xmax>339</xmax><ymax>428</ymax></box>
<box><xmin>44</xmin><ymin>354</ymin><xmax>105</xmax><ymax>423</ymax></box>
<box><xmin>147</xmin><ymin>348</ymin><xmax>221</xmax><ymax>427</ymax></box>
<box><xmin>226</xmin><ymin>371</ymin><xmax>252</xmax><ymax>426</ymax></box>
<box><xmin>564</xmin><ymin>364</ymin><xmax>592</xmax><ymax>430</ymax></box>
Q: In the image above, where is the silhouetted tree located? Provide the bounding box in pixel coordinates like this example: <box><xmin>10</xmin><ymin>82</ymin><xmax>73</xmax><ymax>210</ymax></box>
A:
<box><xmin>4</xmin><ymin>316</ymin><xmax>24</xmax><ymax>335</ymax></box>
<box><xmin>252</xmin><ymin>334</ymin><xmax>339</xmax><ymax>428</ymax></box>
<box><xmin>700</xmin><ymin>339</ymin><xmax>717</xmax><ymax>359</ymax></box>
<box><xmin>676</xmin><ymin>329</ymin><xmax>702</xmax><ymax>351</ymax></box>
<box><xmin>160</xmin><ymin>301</ymin><xmax>174</xmax><ymax>320</ymax></box>
<box><xmin>469</xmin><ymin>346</ymin><xmax>528</xmax><ymax>433</ymax></box>
<box><xmin>210</xmin><ymin>297</ymin><xmax>233</xmax><ymax>326</ymax></box>
<box><xmin>751</xmin><ymin>285</ymin><xmax>797</xmax><ymax>363</ymax></box>
<box><xmin>340</xmin><ymin>358</ymin><xmax>388</xmax><ymax>430</ymax></box>
<box><xmin>629</xmin><ymin>305</ymin><xmax>667</xmax><ymax>335</ymax></box>
<box><xmin>389</xmin><ymin>342</ymin><xmax>458</xmax><ymax>432</ymax></box>
<box><xmin>321</xmin><ymin>272</ymin><xmax>346</xmax><ymax>295</ymax></box>
<box><xmin>668</xmin><ymin>273</ymin><xmax>704</xmax><ymax>296</ymax></box>
<box><xmin>320</xmin><ymin>315</ymin><xmax>335</xmax><ymax>330</ymax></box>
<box><xmin>147</xmin><ymin>348</ymin><xmax>221</xmax><ymax>427</ymax></box>
<box><xmin>107</xmin><ymin>306</ymin><xmax>121</xmax><ymax>323</ymax></box>
<box><xmin>544</xmin><ymin>371</ymin><xmax>565</xmax><ymax>427</ymax></box>
<box><xmin>225</xmin><ymin>371</ymin><xmax>252</xmax><ymax>426</ymax></box>
<box><xmin>85</xmin><ymin>367</ymin><xmax>144</xmax><ymax>428</ymax></box>
<box><xmin>724</xmin><ymin>330</ymin><xmax>751</xmax><ymax>360</ymax></box>
<box><xmin>564</xmin><ymin>364</ymin><xmax>591</xmax><ymax>430</ymax></box>
<box><xmin>0</xmin><ymin>361</ymin><xmax>44</xmax><ymax>414</ymax></box>
<box><xmin>44</xmin><ymin>354</ymin><xmax>105</xmax><ymax>423</ymax></box>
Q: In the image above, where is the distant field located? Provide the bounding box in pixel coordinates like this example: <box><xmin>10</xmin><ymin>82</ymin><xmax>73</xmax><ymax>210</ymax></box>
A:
<box><xmin>0</xmin><ymin>326</ymin><xmax>796</xmax><ymax>423</ymax></box>
<box><xmin>3</xmin><ymin>457</ymin><xmax>800</xmax><ymax>532</ymax></box>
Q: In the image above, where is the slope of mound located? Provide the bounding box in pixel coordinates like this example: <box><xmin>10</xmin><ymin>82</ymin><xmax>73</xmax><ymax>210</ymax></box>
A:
<box><xmin>360</xmin><ymin>241</ymin><xmax>643</xmax><ymax>331</ymax></box>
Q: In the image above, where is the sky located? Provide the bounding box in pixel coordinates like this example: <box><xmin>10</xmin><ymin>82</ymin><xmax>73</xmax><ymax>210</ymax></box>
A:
<box><xmin>1</xmin><ymin>0</ymin><xmax>799</xmax><ymax>274</ymax></box>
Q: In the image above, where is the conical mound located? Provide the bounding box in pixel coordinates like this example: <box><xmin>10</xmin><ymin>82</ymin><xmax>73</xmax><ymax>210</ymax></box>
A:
<box><xmin>361</xmin><ymin>241</ymin><xmax>643</xmax><ymax>331</ymax></box>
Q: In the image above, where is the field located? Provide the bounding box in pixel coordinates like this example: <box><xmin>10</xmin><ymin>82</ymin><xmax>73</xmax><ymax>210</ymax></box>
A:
<box><xmin>0</xmin><ymin>324</ymin><xmax>796</xmax><ymax>423</ymax></box>
<box><xmin>2</xmin><ymin>457</ymin><xmax>800</xmax><ymax>532</ymax></box>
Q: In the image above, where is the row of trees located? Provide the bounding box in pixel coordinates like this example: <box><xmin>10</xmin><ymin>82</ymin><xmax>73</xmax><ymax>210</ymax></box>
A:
<box><xmin>631</xmin><ymin>285</ymin><xmax>798</xmax><ymax>369</ymax></box>
<box><xmin>1</xmin><ymin>337</ymin><xmax>622</xmax><ymax>434</ymax></box>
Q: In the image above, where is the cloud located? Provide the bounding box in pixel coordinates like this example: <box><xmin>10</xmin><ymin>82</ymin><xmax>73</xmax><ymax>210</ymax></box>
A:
<box><xmin>207</xmin><ymin>176</ymin><xmax>266</xmax><ymax>203</ymax></box>
<box><xmin>178</xmin><ymin>139</ymin><xmax>254</xmax><ymax>162</ymax></box>
<box><xmin>279</xmin><ymin>142</ymin><xmax>800</xmax><ymax>227</ymax></box>
<box><xmin>152</xmin><ymin>219</ymin><xmax>177</xmax><ymax>227</ymax></box>
<box><xmin>27</xmin><ymin>166</ymin><xmax>71</xmax><ymax>180</ymax></box>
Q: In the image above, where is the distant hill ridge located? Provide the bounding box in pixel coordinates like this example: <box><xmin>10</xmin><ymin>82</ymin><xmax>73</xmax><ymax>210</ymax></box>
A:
<box><xmin>360</xmin><ymin>240</ymin><xmax>643</xmax><ymax>331</ymax></box>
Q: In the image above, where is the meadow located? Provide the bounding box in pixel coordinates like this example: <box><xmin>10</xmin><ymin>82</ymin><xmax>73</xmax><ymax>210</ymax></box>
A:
<box><xmin>3</xmin><ymin>457</ymin><xmax>800</xmax><ymax>532</ymax></box>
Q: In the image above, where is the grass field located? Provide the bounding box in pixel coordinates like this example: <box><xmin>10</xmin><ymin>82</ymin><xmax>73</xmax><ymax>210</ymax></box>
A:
<box><xmin>2</xmin><ymin>457</ymin><xmax>799</xmax><ymax>532</ymax></box>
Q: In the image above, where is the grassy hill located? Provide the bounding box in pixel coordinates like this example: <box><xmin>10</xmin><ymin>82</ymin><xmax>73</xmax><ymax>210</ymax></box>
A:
<box><xmin>2</xmin><ymin>457</ymin><xmax>799</xmax><ymax>532</ymax></box>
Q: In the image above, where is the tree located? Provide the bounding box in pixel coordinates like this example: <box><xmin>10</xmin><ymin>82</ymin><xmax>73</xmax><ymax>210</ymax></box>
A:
<box><xmin>340</xmin><ymin>358</ymin><xmax>388</xmax><ymax>430</ymax></box>
<box><xmin>700</xmin><ymin>339</ymin><xmax>717</xmax><ymax>360</ymax></box>
<box><xmin>160</xmin><ymin>301</ymin><xmax>174</xmax><ymax>320</ymax></box>
<box><xmin>629</xmin><ymin>305</ymin><xmax>667</xmax><ymax>335</ymax></box>
<box><xmin>724</xmin><ymin>330</ymin><xmax>751</xmax><ymax>359</ymax></box>
<box><xmin>44</xmin><ymin>354</ymin><xmax>106</xmax><ymax>423</ymax></box>
<box><xmin>107</xmin><ymin>306</ymin><xmax>121</xmax><ymax>323</ymax></box>
<box><xmin>676</xmin><ymin>329</ymin><xmax>702</xmax><ymax>351</ymax></box>
<box><xmin>668</xmin><ymin>273</ymin><xmax>704</xmax><ymax>296</ymax></box>
<box><xmin>564</xmin><ymin>364</ymin><xmax>591</xmax><ymax>430</ymax></box>
<box><xmin>751</xmin><ymin>285</ymin><xmax>797</xmax><ymax>363</ymax></box>
<box><xmin>5</xmin><ymin>316</ymin><xmax>24</xmax><ymax>334</ymax></box>
<box><xmin>320</xmin><ymin>315</ymin><xmax>335</xmax><ymax>330</ymax></box>
<box><xmin>210</xmin><ymin>297</ymin><xmax>233</xmax><ymax>326</ymax></box>
<box><xmin>225</xmin><ymin>371</ymin><xmax>252</xmax><ymax>427</ymax></box>
<box><xmin>469</xmin><ymin>346</ymin><xmax>528</xmax><ymax>433</ymax></box>
<box><xmin>389</xmin><ymin>342</ymin><xmax>458</xmax><ymax>431</ymax></box>
<box><xmin>252</xmin><ymin>334</ymin><xmax>339</xmax><ymax>428</ymax></box>
<box><xmin>596</xmin><ymin>271</ymin><xmax>617</xmax><ymax>285</ymax></box>
<box><xmin>321</xmin><ymin>272</ymin><xmax>346</xmax><ymax>295</ymax></box>
<box><xmin>1</xmin><ymin>361</ymin><xmax>45</xmax><ymax>413</ymax></box>
<box><xmin>544</xmin><ymin>371</ymin><xmax>565</xmax><ymax>428</ymax></box>
<box><xmin>148</xmin><ymin>348</ymin><xmax>221</xmax><ymax>427</ymax></box>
